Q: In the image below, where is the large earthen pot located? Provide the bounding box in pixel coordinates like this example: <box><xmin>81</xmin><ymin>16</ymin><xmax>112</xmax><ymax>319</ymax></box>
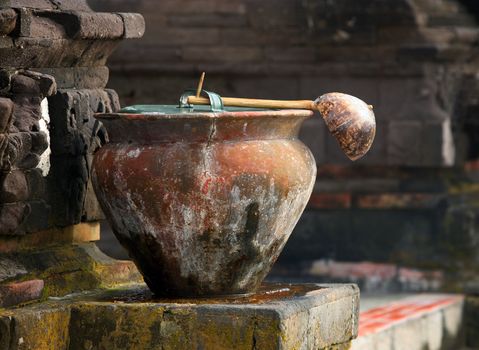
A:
<box><xmin>92</xmin><ymin>105</ymin><xmax>316</xmax><ymax>297</ymax></box>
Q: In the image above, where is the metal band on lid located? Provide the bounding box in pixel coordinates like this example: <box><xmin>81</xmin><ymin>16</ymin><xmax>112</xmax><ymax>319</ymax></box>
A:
<box><xmin>179</xmin><ymin>89</ymin><xmax>224</xmax><ymax>112</ymax></box>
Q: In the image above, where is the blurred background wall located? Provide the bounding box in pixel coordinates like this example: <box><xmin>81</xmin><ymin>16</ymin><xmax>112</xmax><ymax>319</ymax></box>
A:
<box><xmin>88</xmin><ymin>0</ymin><xmax>479</xmax><ymax>292</ymax></box>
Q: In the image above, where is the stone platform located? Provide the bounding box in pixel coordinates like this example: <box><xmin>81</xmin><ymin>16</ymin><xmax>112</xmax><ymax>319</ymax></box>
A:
<box><xmin>0</xmin><ymin>283</ymin><xmax>359</xmax><ymax>350</ymax></box>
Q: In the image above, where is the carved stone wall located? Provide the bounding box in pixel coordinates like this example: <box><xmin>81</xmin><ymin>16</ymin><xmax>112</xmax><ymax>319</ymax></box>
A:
<box><xmin>0</xmin><ymin>1</ymin><xmax>144</xmax><ymax>236</ymax></box>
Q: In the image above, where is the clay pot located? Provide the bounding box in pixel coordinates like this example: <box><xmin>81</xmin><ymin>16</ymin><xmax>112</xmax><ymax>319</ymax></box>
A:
<box><xmin>92</xmin><ymin>107</ymin><xmax>316</xmax><ymax>297</ymax></box>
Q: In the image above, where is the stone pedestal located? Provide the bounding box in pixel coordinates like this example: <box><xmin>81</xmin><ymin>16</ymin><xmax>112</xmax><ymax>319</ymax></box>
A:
<box><xmin>0</xmin><ymin>283</ymin><xmax>359</xmax><ymax>350</ymax></box>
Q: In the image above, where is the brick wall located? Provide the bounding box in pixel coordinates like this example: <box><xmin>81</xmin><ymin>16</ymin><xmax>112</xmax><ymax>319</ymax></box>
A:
<box><xmin>91</xmin><ymin>0</ymin><xmax>479</xmax><ymax>167</ymax></box>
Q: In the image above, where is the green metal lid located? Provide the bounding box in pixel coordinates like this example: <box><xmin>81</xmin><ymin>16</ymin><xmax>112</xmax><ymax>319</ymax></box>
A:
<box><xmin>119</xmin><ymin>89</ymin><xmax>275</xmax><ymax>114</ymax></box>
<box><xmin>119</xmin><ymin>104</ymin><xmax>271</xmax><ymax>114</ymax></box>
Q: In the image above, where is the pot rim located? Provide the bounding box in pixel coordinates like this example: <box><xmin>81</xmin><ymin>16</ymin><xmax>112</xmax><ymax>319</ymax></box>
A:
<box><xmin>95</xmin><ymin>109</ymin><xmax>314</xmax><ymax>122</ymax></box>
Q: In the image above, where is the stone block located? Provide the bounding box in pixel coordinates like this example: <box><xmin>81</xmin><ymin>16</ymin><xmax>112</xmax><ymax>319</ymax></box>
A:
<box><xmin>21</xmin><ymin>200</ymin><xmax>50</xmax><ymax>233</ymax></box>
<box><xmin>118</xmin><ymin>12</ymin><xmax>145</xmax><ymax>38</ymax></box>
<box><xmin>0</xmin><ymin>222</ymin><xmax>100</xmax><ymax>253</ymax></box>
<box><xmin>0</xmin><ymin>243</ymin><xmax>141</xmax><ymax>299</ymax></box>
<box><xmin>32</xmin><ymin>67</ymin><xmax>110</xmax><ymax>89</ymax></box>
<box><xmin>0</xmin><ymin>279</ymin><xmax>44</xmax><ymax>307</ymax></box>
<box><xmin>149</xmin><ymin>27</ymin><xmax>219</xmax><ymax>45</ymax></box>
<box><xmin>48</xmin><ymin>89</ymin><xmax>115</xmax><ymax>155</ymax></box>
<box><xmin>182</xmin><ymin>46</ymin><xmax>262</xmax><ymax>62</ymax></box>
<box><xmin>10</xmin><ymin>73</ymin><xmax>41</xmax><ymax>96</ymax></box>
<box><xmin>0</xmin><ymin>0</ymin><xmax>54</xmax><ymax>9</ymax></box>
<box><xmin>71</xmin><ymin>12</ymin><xmax>124</xmax><ymax>39</ymax></box>
<box><xmin>0</xmin><ymin>304</ymin><xmax>71</xmax><ymax>350</ymax></box>
<box><xmin>17</xmin><ymin>10</ymin><xmax>124</xmax><ymax>40</ymax></box>
<box><xmin>0</xmin><ymin>37</ymin><xmax>119</xmax><ymax>68</ymax></box>
<box><xmin>0</xmin><ymin>202</ymin><xmax>30</xmax><ymax>236</ymax></box>
<box><xmin>0</xmin><ymin>8</ymin><xmax>16</xmax><ymax>35</ymax></box>
<box><xmin>168</xmin><ymin>13</ymin><xmax>247</xmax><ymax>28</ymax></box>
<box><xmin>0</xmin><ymin>96</ymin><xmax>13</xmax><ymax>132</ymax></box>
<box><xmin>387</xmin><ymin>121</ymin><xmax>422</xmax><ymax>166</ymax></box>
<box><xmin>19</xmin><ymin>70</ymin><xmax>57</xmax><ymax>98</ymax></box>
<box><xmin>1</xmin><ymin>132</ymin><xmax>48</xmax><ymax>170</ymax></box>
<box><xmin>144</xmin><ymin>0</ymin><xmax>246</xmax><ymax>15</ymax></box>
<box><xmin>264</xmin><ymin>46</ymin><xmax>317</xmax><ymax>63</ymax></box>
<box><xmin>0</xmin><ymin>258</ymin><xmax>27</xmax><ymax>282</ymax></box>
<box><xmin>24</xmin><ymin>168</ymin><xmax>45</xmax><ymax>199</ymax></box>
<box><xmin>47</xmin><ymin>155</ymin><xmax>90</xmax><ymax>225</ymax></box>
<box><xmin>66</xmin><ymin>283</ymin><xmax>358</xmax><ymax>350</ymax></box>
<box><xmin>0</xmin><ymin>170</ymin><xmax>29</xmax><ymax>203</ymax></box>
<box><xmin>373</xmin><ymin>76</ymin><xmax>453</xmax><ymax>121</ymax></box>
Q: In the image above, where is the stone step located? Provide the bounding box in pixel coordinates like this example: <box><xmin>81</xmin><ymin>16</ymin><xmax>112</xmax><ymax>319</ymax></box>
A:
<box><xmin>352</xmin><ymin>294</ymin><xmax>465</xmax><ymax>350</ymax></box>
<box><xmin>0</xmin><ymin>283</ymin><xmax>360</xmax><ymax>350</ymax></box>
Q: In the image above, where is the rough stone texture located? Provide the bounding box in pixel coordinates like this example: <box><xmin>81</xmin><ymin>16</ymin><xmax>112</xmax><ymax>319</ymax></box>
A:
<box><xmin>0</xmin><ymin>279</ymin><xmax>44</xmax><ymax>307</ymax></box>
<box><xmin>118</xmin><ymin>13</ymin><xmax>146</xmax><ymax>39</ymax></box>
<box><xmin>0</xmin><ymin>243</ymin><xmax>141</xmax><ymax>305</ymax></box>
<box><xmin>47</xmin><ymin>89</ymin><xmax>116</xmax><ymax>226</ymax></box>
<box><xmin>32</xmin><ymin>67</ymin><xmax>110</xmax><ymax>89</ymax></box>
<box><xmin>0</xmin><ymin>8</ymin><xmax>16</xmax><ymax>35</ymax></box>
<box><xmin>0</xmin><ymin>222</ymin><xmax>100</xmax><ymax>254</ymax></box>
<box><xmin>0</xmin><ymin>2</ymin><xmax>143</xmax><ymax>236</ymax></box>
<box><xmin>0</xmin><ymin>283</ymin><xmax>358</xmax><ymax>350</ymax></box>
<box><xmin>0</xmin><ymin>170</ymin><xmax>29</xmax><ymax>203</ymax></box>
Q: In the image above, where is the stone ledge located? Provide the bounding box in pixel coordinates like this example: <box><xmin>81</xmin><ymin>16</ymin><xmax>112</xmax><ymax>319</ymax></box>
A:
<box><xmin>0</xmin><ymin>283</ymin><xmax>359</xmax><ymax>350</ymax></box>
<box><xmin>32</xmin><ymin>67</ymin><xmax>109</xmax><ymax>89</ymax></box>
<box><xmin>16</xmin><ymin>9</ymin><xmax>145</xmax><ymax>40</ymax></box>
<box><xmin>0</xmin><ymin>222</ymin><xmax>100</xmax><ymax>253</ymax></box>
<box><xmin>0</xmin><ymin>242</ymin><xmax>142</xmax><ymax>306</ymax></box>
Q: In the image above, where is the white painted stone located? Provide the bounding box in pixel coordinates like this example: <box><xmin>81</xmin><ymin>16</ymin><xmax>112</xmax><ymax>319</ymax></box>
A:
<box><xmin>442</xmin><ymin>119</ymin><xmax>455</xmax><ymax>166</ymax></box>
<box><xmin>37</xmin><ymin>98</ymin><xmax>51</xmax><ymax>176</ymax></box>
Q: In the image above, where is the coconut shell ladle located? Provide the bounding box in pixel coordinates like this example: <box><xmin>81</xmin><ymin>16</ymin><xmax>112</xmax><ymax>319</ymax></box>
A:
<box><xmin>187</xmin><ymin>73</ymin><xmax>376</xmax><ymax>161</ymax></box>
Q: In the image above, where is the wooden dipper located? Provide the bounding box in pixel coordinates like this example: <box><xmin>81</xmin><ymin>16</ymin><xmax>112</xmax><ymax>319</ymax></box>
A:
<box><xmin>188</xmin><ymin>73</ymin><xmax>376</xmax><ymax>161</ymax></box>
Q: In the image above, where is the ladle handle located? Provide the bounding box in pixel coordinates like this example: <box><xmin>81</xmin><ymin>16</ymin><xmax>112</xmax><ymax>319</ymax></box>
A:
<box><xmin>187</xmin><ymin>95</ymin><xmax>315</xmax><ymax>111</ymax></box>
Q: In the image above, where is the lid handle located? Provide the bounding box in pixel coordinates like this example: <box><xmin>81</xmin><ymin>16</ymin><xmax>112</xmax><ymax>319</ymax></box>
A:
<box><xmin>179</xmin><ymin>89</ymin><xmax>224</xmax><ymax>112</ymax></box>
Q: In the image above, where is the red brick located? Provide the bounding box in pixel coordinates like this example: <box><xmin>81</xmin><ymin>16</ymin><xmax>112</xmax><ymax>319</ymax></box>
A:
<box><xmin>356</xmin><ymin>193</ymin><xmax>443</xmax><ymax>209</ymax></box>
<box><xmin>308</xmin><ymin>193</ymin><xmax>352</xmax><ymax>209</ymax></box>
<box><xmin>358</xmin><ymin>294</ymin><xmax>463</xmax><ymax>337</ymax></box>
<box><xmin>0</xmin><ymin>279</ymin><xmax>44</xmax><ymax>307</ymax></box>
<box><xmin>465</xmin><ymin>159</ymin><xmax>479</xmax><ymax>172</ymax></box>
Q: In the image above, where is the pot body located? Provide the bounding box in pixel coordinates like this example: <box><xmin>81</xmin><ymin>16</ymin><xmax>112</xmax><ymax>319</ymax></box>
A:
<box><xmin>92</xmin><ymin>108</ymin><xmax>316</xmax><ymax>297</ymax></box>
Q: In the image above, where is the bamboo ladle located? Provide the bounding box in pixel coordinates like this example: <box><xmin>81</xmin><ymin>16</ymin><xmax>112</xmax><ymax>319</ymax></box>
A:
<box><xmin>187</xmin><ymin>73</ymin><xmax>376</xmax><ymax>161</ymax></box>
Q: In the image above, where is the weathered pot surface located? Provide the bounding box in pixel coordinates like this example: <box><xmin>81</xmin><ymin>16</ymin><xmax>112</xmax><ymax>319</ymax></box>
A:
<box><xmin>92</xmin><ymin>105</ymin><xmax>316</xmax><ymax>297</ymax></box>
